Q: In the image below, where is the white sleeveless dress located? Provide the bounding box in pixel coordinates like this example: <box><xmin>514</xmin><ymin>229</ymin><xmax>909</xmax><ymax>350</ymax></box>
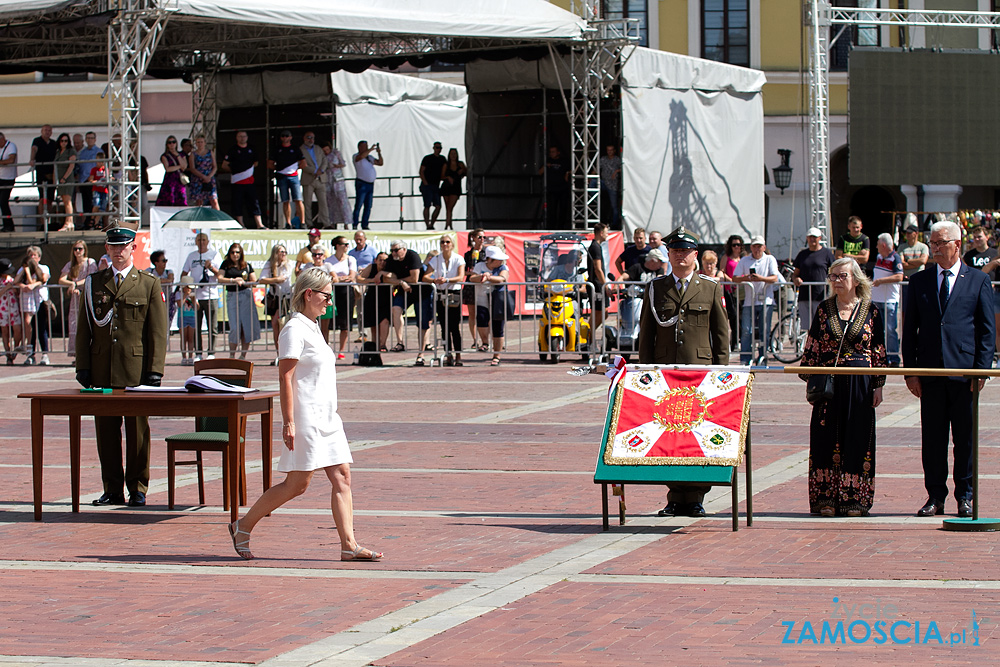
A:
<box><xmin>277</xmin><ymin>313</ymin><xmax>352</xmax><ymax>472</ymax></box>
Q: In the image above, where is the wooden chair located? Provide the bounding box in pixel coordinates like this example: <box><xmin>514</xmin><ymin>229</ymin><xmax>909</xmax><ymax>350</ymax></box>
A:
<box><xmin>166</xmin><ymin>359</ymin><xmax>254</xmax><ymax>510</ymax></box>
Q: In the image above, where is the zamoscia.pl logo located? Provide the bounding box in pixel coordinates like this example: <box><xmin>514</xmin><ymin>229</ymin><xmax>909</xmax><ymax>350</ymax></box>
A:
<box><xmin>780</xmin><ymin>598</ymin><xmax>983</xmax><ymax>646</ymax></box>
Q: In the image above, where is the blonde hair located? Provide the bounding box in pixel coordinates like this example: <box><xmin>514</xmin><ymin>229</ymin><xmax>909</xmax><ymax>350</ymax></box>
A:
<box><xmin>700</xmin><ymin>250</ymin><xmax>718</xmax><ymax>266</ymax></box>
<box><xmin>290</xmin><ymin>267</ymin><xmax>331</xmax><ymax>315</ymax></box>
<box><xmin>267</xmin><ymin>244</ymin><xmax>289</xmax><ymax>278</ymax></box>
<box><xmin>829</xmin><ymin>257</ymin><xmax>872</xmax><ymax>301</ymax></box>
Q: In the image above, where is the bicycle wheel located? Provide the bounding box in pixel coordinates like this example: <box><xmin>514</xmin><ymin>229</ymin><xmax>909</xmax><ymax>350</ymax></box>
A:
<box><xmin>770</xmin><ymin>313</ymin><xmax>807</xmax><ymax>364</ymax></box>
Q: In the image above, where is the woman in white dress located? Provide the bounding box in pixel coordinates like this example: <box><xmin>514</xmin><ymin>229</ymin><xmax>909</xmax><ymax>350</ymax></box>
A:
<box><xmin>228</xmin><ymin>268</ymin><xmax>381</xmax><ymax>562</ymax></box>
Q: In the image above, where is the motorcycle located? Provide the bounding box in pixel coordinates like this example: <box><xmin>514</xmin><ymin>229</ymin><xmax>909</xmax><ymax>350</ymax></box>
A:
<box><xmin>538</xmin><ymin>279</ymin><xmax>591</xmax><ymax>363</ymax></box>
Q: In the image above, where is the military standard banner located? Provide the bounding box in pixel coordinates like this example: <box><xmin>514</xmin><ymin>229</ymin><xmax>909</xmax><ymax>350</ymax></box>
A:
<box><xmin>603</xmin><ymin>367</ymin><xmax>752</xmax><ymax>467</ymax></box>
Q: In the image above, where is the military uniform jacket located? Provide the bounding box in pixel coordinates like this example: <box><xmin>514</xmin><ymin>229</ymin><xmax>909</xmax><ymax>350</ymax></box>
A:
<box><xmin>76</xmin><ymin>266</ymin><xmax>168</xmax><ymax>388</ymax></box>
<box><xmin>637</xmin><ymin>273</ymin><xmax>730</xmax><ymax>365</ymax></box>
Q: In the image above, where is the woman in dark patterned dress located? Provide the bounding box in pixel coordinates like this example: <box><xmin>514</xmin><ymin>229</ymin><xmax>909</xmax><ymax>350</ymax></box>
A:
<box><xmin>155</xmin><ymin>135</ymin><xmax>187</xmax><ymax>206</ymax></box>
<box><xmin>800</xmin><ymin>257</ymin><xmax>887</xmax><ymax>517</ymax></box>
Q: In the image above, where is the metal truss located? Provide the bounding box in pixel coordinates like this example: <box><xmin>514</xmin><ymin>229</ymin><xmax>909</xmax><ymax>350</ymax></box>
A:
<box><xmin>189</xmin><ymin>67</ymin><xmax>220</xmax><ymax>149</ymax></box>
<box><xmin>566</xmin><ymin>19</ymin><xmax>638</xmax><ymax>230</ymax></box>
<box><xmin>106</xmin><ymin>0</ymin><xmax>171</xmax><ymax>229</ymax></box>
<box><xmin>806</xmin><ymin>2</ymin><xmax>1000</xmax><ymax>236</ymax></box>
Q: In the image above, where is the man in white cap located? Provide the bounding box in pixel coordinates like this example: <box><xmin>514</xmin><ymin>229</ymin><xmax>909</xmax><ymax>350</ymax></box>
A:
<box><xmin>792</xmin><ymin>227</ymin><xmax>834</xmax><ymax>334</ymax></box>
<box><xmin>732</xmin><ymin>235</ymin><xmax>780</xmax><ymax>365</ymax></box>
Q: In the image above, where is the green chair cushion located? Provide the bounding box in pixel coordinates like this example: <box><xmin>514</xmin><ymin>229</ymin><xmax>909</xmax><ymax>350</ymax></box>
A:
<box><xmin>165</xmin><ymin>431</ymin><xmax>244</xmax><ymax>444</ymax></box>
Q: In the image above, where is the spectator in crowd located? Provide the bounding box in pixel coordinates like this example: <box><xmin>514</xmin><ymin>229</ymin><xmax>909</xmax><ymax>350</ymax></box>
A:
<box><xmin>180</xmin><ymin>232</ymin><xmax>221</xmax><ymax>359</ymax></box>
<box><xmin>59</xmin><ymin>240</ymin><xmax>98</xmax><ymax>356</ymax></box>
<box><xmin>587</xmin><ymin>222</ymin><xmax>610</xmax><ymax>331</ymax></box>
<box><xmin>962</xmin><ymin>225</ymin><xmax>1000</xmax><ymax>360</ymax></box>
<box><xmin>327</xmin><ymin>235</ymin><xmax>358</xmax><ymax>360</ymax></box>
<box><xmin>897</xmin><ymin>221</ymin><xmax>929</xmax><ymax>310</ymax></box>
<box><xmin>259</xmin><ymin>243</ymin><xmax>293</xmax><ymax>365</ymax></box>
<box><xmin>76</xmin><ymin>131</ymin><xmax>100</xmax><ymax>229</ymax></box>
<box><xmin>221</xmin><ymin>131</ymin><xmax>264</xmax><ymax>229</ymax></box>
<box><xmin>72</xmin><ymin>133</ymin><xmax>84</xmax><ymax>154</ymax></box>
<box><xmin>440</xmin><ymin>148</ymin><xmax>466</xmax><ymax>231</ymax></box>
<box><xmin>16</xmin><ymin>245</ymin><xmax>51</xmax><ymax>365</ymax></box>
<box><xmin>464</xmin><ymin>228</ymin><xmax>487</xmax><ymax>347</ymax></box>
<box><xmin>621</xmin><ymin>246</ymin><xmax>667</xmax><ymax>284</ymax></box>
<box><xmin>295</xmin><ymin>228</ymin><xmax>323</xmax><ymax>275</ymax></box>
<box><xmin>647</xmin><ymin>230</ymin><xmax>664</xmax><ymax>251</ymax></box>
<box><xmin>217</xmin><ymin>242</ymin><xmax>259</xmax><ymax>359</ymax></box>
<box><xmin>540</xmin><ymin>145</ymin><xmax>570</xmax><ymax>229</ymax></box>
<box><xmin>228</xmin><ymin>267</ymin><xmax>381</xmax><ymax>563</ymax></box>
<box><xmin>792</xmin><ymin>227</ymin><xmax>834</xmax><ymax>336</ymax></box>
<box><xmin>299</xmin><ymin>131</ymin><xmax>328</xmax><ymax>228</ymax></box>
<box><xmin>175</xmin><ymin>275</ymin><xmax>198</xmax><ymax>366</ymax></box>
<box><xmin>322</xmin><ymin>138</ymin><xmax>352</xmax><ymax>229</ymax></box>
<box><xmin>0</xmin><ymin>131</ymin><xmax>17</xmax><ymax>232</ymax></box>
<box><xmin>357</xmin><ymin>251</ymin><xmax>391</xmax><ymax>352</ymax></box>
<box><xmin>353</xmin><ymin>140</ymin><xmax>383</xmax><ymax>230</ymax></box>
<box><xmin>904</xmin><ymin>220</ymin><xmax>996</xmax><ymax>518</ymax></box>
<box><xmin>30</xmin><ymin>124</ymin><xmax>57</xmax><ymax>224</ymax></box>
<box><xmin>77</xmin><ymin>225</ymin><xmax>166</xmax><ymax>508</ymax></box>
<box><xmin>86</xmin><ymin>152</ymin><xmax>109</xmax><ymax>223</ymax></box>
<box><xmin>53</xmin><ymin>133</ymin><xmax>77</xmax><ymax>231</ymax></box>
<box><xmin>836</xmin><ymin>215</ymin><xmax>870</xmax><ymax>266</ymax></box>
<box><xmin>426</xmin><ymin>234</ymin><xmax>465</xmax><ymax>366</ymax></box>
<box><xmin>614</xmin><ymin>228</ymin><xmax>650</xmax><ymax>275</ymax></box>
<box><xmin>419</xmin><ymin>142</ymin><xmax>446</xmax><ymax>230</ymax></box>
<box><xmin>187</xmin><ymin>134</ymin><xmax>219</xmax><ymax>209</ymax></box>
<box><xmin>616</xmin><ymin>247</ymin><xmax>667</xmax><ymax>345</ymax></box>
<box><xmin>100</xmin><ymin>132</ymin><xmax>121</xmax><ymax>170</ymax></box>
<box><xmin>0</xmin><ymin>258</ymin><xmax>22</xmax><ymax>364</ymax></box>
<box><xmin>349</xmin><ymin>230</ymin><xmax>377</xmax><ymax>273</ymax></box>
<box><xmin>155</xmin><ymin>135</ymin><xmax>187</xmax><ymax>207</ymax></box>
<box><xmin>545</xmin><ymin>250</ymin><xmax>584</xmax><ymax>283</ymax></box>
<box><xmin>307</xmin><ymin>243</ymin><xmax>336</xmax><ymax>341</ymax></box>
<box><xmin>599</xmin><ymin>144</ymin><xmax>622</xmax><ymax>227</ymax></box>
<box><xmin>721</xmin><ymin>235</ymin><xmax>744</xmax><ymax>352</ymax></box>
<box><xmin>269</xmin><ymin>130</ymin><xmax>305</xmax><ymax>229</ymax></box>
<box><xmin>470</xmin><ymin>245</ymin><xmax>510</xmax><ymax>366</ymax></box>
<box><xmin>638</xmin><ymin>227</ymin><xmax>729</xmax><ymax>519</ymax></box>
<box><xmin>871</xmin><ymin>233</ymin><xmax>904</xmax><ymax>366</ymax></box>
<box><xmin>699</xmin><ymin>249</ymin><xmax>725</xmax><ymax>281</ymax></box>
<box><xmin>145</xmin><ymin>249</ymin><xmax>174</xmax><ymax>326</ymax></box>
<box><xmin>384</xmin><ymin>240</ymin><xmax>432</xmax><ymax>363</ymax></box>
<box><xmin>733</xmin><ymin>235</ymin><xmax>780</xmax><ymax>365</ymax></box>
<box><xmin>800</xmin><ymin>257</ymin><xmax>886</xmax><ymax>517</ymax></box>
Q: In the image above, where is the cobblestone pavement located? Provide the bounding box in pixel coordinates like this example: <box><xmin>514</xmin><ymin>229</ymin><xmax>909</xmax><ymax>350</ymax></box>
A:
<box><xmin>1</xmin><ymin>349</ymin><xmax>998</xmax><ymax>666</ymax></box>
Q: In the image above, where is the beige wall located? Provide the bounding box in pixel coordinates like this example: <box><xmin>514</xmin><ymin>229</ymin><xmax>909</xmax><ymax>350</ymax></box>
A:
<box><xmin>658</xmin><ymin>0</ymin><xmax>688</xmax><ymax>54</ymax></box>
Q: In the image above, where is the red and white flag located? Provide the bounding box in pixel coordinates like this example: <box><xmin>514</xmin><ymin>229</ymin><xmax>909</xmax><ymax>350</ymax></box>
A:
<box><xmin>604</xmin><ymin>368</ymin><xmax>752</xmax><ymax>466</ymax></box>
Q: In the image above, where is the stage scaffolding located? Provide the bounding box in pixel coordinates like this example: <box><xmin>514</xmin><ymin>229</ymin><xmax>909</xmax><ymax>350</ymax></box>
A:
<box><xmin>805</xmin><ymin>2</ymin><xmax>1000</xmax><ymax>238</ymax></box>
<box><xmin>0</xmin><ymin>0</ymin><xmax>636</xmax><ymax>231</ymax></box>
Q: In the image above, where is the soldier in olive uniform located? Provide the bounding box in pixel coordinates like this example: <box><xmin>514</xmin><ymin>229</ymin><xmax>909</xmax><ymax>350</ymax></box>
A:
<box><xmin>76</xmin><ymin>225</ymin><xmax>167</xmax><ymax>507</ymax></box>
<box><xmin>637</xmin><ymin>227</ymin><xmax>730</xmax><ymax>518</ymax></box>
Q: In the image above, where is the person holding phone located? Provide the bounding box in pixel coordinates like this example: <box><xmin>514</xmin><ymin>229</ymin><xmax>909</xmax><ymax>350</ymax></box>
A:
<box><xmin>732</xmin><ymin>235</ymin><xmax>780</xmax><ymax>365</ymax></box>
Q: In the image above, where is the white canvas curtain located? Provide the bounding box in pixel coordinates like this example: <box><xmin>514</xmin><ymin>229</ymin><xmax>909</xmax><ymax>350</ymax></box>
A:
<box><xmin>621</xmin><ymin>48</ymin><xmax>766</xmax><ymax>244</ymax></box>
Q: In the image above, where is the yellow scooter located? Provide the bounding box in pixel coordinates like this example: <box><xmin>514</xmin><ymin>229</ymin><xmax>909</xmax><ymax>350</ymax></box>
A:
<box><xmin>538</xmin><ymin>279</ymin><xmax>591</xmax><ymax>363</ymax></box>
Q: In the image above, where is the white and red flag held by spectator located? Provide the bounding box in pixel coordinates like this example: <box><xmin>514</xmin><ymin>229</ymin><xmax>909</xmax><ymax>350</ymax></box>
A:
<box><xmin>604</xmin><ymin>367</ymin><xmax>752</xmax><ymax>466</ymax></box>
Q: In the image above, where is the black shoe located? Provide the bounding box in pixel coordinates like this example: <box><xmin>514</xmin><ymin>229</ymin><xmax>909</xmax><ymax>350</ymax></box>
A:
<box><xmin>916</xmin><ymin>498</ymin><xmax>945</xmax><ymax>517</ymax></box>
<box><xmin>92</xmin><ymin>492</ymin><xmax>126</xmax><ymax>506</ymax></box>
<box><xmin>657</xmin><ymin>502</ymin><xmax>681</xmax><ymax>517</ymax></box>
<box><xmin>127</xmin><ymin>491</ymin><xmax>146</xmax><ymax>507</ymax></box>
<box><xmin>958</xmin><ymin>499</ymin><xmax>973</xmax><ymax>518</ymax></box>
<box><xmin>688</xmin><ymin>502</ymin><xmax>707</xmax><ymax>518</ymax></box>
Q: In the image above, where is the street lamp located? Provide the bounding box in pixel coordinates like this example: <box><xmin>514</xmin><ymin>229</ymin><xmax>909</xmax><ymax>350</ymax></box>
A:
<box><xmin>772</xmin><ymin>149</ymin><xmax>793</xmax><ymax>194</ymax></box>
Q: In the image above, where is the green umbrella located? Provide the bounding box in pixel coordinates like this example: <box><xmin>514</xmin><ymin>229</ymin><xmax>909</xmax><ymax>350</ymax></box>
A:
<box><xmin>162</xmin><ymin>207</ymin><xmax>242</xmax><ymax>230</ymax></box>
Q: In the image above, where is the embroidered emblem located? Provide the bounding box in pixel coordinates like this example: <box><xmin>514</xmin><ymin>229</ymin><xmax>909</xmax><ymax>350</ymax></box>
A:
<box><xmin>711</xmin><ymin>371</ymin><xmax>738</xmax><ymax>392</ymax></box>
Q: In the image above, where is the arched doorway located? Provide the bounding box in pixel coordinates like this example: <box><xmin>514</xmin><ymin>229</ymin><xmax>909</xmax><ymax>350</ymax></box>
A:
<box><xmin>849</xmin><ymin>186</ymin><xmax>897</xmax><ymax>243</ymax></box>
<box><xmin>829</xmin><ymin>144</ymin><xmax>905</xmax><ymax>246</ymax></box>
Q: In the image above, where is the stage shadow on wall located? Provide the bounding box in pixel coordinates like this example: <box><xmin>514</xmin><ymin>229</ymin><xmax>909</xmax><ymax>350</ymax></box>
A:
<box><xmin>665</xmin><ymin>99</ymin><xmax>748</xmax><ymax>239</ymax></box>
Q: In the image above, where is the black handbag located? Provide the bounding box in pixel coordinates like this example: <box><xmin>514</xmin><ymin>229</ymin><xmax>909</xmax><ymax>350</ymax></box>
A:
<box><xmin>491</xmin><ymin>288</ymin><xmax>516</xmax><ymax>320</ymax></box>
<box><xmin>805</xmin><ymin>300</ymin><xmax>860</xmax><ymax>407</ymax></box>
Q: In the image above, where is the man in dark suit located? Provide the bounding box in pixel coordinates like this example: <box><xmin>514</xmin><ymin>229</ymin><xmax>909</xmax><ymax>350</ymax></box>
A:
<box><xmin>638</xmin><ymin>226</ymin><xmax>730</xmax><ymax>518</ymax></box>
<box><xmin>76</xmin><ymin>224</ymin><xmax>168</xmax><ymax>507</ymax></box>
<box><xmin>902</xmin><ymin>220</ymin><xmax>996</xmax><ymax>518</ymax></box>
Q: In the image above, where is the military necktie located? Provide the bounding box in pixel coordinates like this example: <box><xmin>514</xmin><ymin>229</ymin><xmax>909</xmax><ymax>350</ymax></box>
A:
<box><xmin>115</xmin><ymin>273</ymin><xmax>123</xmax><ymax>291</ymax></box>
<box><xmin>676</xmin><ymin>277</ymin><xmax>686</xmax><ymax>296</ymax></box>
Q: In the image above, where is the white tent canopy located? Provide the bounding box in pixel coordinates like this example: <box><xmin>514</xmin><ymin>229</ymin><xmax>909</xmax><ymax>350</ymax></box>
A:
<box><xmin>621</xmin><ymin>47</ymin><xmax>766</xmax><ymax>244</ymax></box>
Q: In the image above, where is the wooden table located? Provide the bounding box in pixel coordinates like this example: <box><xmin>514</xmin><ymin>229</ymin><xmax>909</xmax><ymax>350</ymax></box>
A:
<box><xmin>19</xmin><ymin>388</ymin><xmax>278</xmax><ymax>522</ymax></box>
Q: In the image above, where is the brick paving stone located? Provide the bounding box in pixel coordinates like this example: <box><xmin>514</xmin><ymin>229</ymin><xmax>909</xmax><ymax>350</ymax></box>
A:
<box><xmin>0</xmin><ymin>569</ymin><xmax>462</xmax><ymax>663</ymax></box>
<box><xmin>377</xmin><ymin>582</ymin><xmax>999</xmax><ymax>666</ymax></box>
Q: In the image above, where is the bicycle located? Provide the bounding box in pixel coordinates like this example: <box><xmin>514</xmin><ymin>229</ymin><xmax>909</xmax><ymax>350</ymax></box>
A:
<box><xmin>769</xmin><ymin>288</ymin><xmax>808</xmax><ymax>364</ymax></box>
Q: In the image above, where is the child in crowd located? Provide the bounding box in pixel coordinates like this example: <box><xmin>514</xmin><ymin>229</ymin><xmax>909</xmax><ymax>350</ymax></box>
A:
<box><xmin>175</xmin><ymin>276</ymin><xmax>199</xmax><ymax>366</ymax></box>
<box><xmin>88</xmin><ymin>152</ymin><xmax>109</xmax><ymax>218</ymax></box>
<box><xmin>0</xmin><ymin>258</ymin><xmax>22</xmax><ymax>365</ymax></box>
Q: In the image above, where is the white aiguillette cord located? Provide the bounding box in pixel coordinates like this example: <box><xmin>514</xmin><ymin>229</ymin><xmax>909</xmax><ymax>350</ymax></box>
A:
<box><xmin>84</xmin><ymin>274</ymin><xmax>113</xmax><ymax>328</ymax></box>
